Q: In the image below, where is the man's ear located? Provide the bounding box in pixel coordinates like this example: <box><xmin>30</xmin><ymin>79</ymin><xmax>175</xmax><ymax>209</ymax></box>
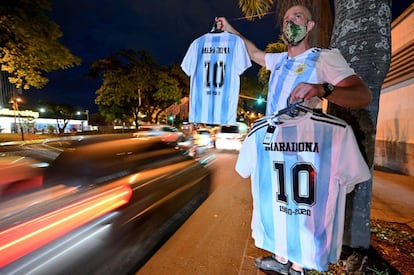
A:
<box><xmin>307</xmin><ymin>20</ymin><xmax>315</xmax><ymax>32</ymax></box>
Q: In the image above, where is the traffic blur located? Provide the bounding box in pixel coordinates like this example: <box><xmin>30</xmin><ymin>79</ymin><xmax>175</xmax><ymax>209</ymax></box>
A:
<box><xmin>193</xmin><ymin>128</ymin><xmax>215</xmax><ymax>148</ymax></box>
<box><xmin>0</xmin><ymin>134</ymin><xmax>213</xmax><ymax>274</ymax></box>
<box><xmin>132</xmin><ymin>124</ymin><xmax>184</xmax><ymax>142</ymax></box>
<box><xmin>215</xmin><ymin>122</ymin><xmax>248</xmax><ymax>151</ymax></box>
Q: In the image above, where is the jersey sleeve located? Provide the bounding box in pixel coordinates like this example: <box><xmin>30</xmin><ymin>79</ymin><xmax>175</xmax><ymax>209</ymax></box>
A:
<box><xmin>181</xmin><ymin>40</ymin><xmax>197</xmax><ymax>76</ymax></box>
<box><xmin>317</xmin><ymin>48</ymin><xmax>356</xmax><ymax>85</ymax></box>
<box><xmin>234</xmin><ymin>36</ymin><xmax>252</xmax><ymax>75</ymax></box>
<box><xmin>265</xmin><ymin>52</ymin><xmax>286</xmax><ymax>72</ymax></box>
<box><xmin>336</xmin><ymin>125</ymin><xmax>371</xmax><ymax>187</ymax></box>
<box><xmin>235</xmin><ymin>133</ymin><xmax>256</xmax><ymax>178</ymax></box>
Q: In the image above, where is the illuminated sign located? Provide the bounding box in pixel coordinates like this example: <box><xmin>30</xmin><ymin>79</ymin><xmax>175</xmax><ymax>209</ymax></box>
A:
<box><xmin>0</xmin><ymin>108</ymin><xmax>39</xmax><ymax>119</ymax></box>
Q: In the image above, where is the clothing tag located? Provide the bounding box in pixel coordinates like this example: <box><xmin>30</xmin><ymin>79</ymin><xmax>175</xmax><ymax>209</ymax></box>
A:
<box><xmin>263</xmin><ymin>126</ymin><xmax>277</xmax><ymax>145</ymax></box>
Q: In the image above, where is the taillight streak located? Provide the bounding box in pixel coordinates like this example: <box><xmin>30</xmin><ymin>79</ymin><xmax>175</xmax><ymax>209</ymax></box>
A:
<box><xmin>0</xmin><ymin>184</ymin><xmax>132</xmax><ymax>268</ymax></box>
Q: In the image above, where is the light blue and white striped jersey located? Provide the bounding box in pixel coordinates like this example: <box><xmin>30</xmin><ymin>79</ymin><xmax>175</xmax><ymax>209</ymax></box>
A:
<box><xmin>181</xmin><ymin>31</ymin><xmax>251</xmax><ymax>125</ymax></box>
<box><xmin>235</xmin><ymin>111</ymin><xmax>371</xmax><ymax>271</ymax></box>
<box><xmin>265</xmin><ymin>48</ymin><xmax>355</xmax><ymax>115</ymax></box>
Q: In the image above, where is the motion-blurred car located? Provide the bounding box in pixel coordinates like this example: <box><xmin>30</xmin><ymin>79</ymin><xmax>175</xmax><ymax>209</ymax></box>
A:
<box><xmin>175</xmin><ymin>135</ymin><xmax>197</xmax><ymax>157</ymax></box>
<box><xmin>0</xmin><ymin>134</ymin><xmax>212</xmax><ymax>274</ymax></box>
<box><xmin>193</xmin><ymin>128</ymin><xmax>215</xmax><ymax>149</ymax></box>
<box><xmin>215</xmin><ymin>123</ymin><xmax>247</xmax><ymax>151</ymax></box>
<box><xmin>132</xmin><ymin>124</ymin><xmax>184</xmax><ymax>142</ymax></box>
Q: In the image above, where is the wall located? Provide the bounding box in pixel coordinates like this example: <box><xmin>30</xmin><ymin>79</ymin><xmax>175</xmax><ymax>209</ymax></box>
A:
<box><xmin>375</xmin><ymin>4</ymin><xmax>414</xmax><ymax>175</ymax></box>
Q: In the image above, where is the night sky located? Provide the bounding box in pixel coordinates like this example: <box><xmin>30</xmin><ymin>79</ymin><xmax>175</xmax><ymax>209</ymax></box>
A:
<box><xmin>25</xmin><ymin>0</ymin><xmax>412</xmax><ymax>113</ymax></box>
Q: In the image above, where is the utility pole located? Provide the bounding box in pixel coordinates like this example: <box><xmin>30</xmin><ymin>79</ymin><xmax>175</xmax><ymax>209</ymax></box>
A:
<box><xmin>137</xmin><ymin>88</ymin><xmax>141</xmax><ymax>128</ymax></box>
<box><xmin>9</xmin><ymin>97</ymin><xmax>24</xmax><ymax>141</ymax></box>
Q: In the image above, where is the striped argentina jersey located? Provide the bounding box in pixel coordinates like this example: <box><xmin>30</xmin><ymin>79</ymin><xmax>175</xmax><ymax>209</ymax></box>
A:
<box><xmin>235</xmin><ymin>112</ymin><xmax>371</xmax><ymax>271</ymax></box>
<box><xmin>181</xmin><ymin>31</ymin><xmax>251</xmax><ymax>125</ymax></box>
<box><xmin>265</xmin><ymin>48</ymin><xmax>355</xmax><ymax>115</ymax></box>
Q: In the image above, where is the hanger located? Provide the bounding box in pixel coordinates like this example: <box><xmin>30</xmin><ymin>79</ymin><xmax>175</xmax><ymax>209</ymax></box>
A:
<box><xmin>210</xmin><ymin>20</ymin><xmax>223</xmax><ymax>33</ymax></box>
<box><xmin>274</xmin><ymin>99</ymin><xmax>306</xmax><ymax>118</ymax></box>
<box><xmin>272</xmin><ymin>99</ymin><xmax>330</xmax><ymax>121</ymax></box>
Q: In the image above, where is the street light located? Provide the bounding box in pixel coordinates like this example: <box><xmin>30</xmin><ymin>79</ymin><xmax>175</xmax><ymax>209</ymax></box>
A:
<box><xmin>76</xmin><ymin>110</ymin><xmax>89</xmax><ymax>131</ymax></box>
<box><xmin>239</xmin><ymin>94</ymin><xmax>267</xmax><ymax>103</ymax></box>
<box><xmin>169</xmin><ymin>114</ymin><xmax>174</xmax><ymax>126</ymax></box>
<box><xmin>9</xmin><ymin>97</ymin><xmax>24</xmax><ymax>140</ymax></box>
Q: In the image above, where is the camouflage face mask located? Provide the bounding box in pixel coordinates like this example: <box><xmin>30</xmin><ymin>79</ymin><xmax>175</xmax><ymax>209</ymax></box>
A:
<box><xmin>282</xmin><ymin>21</ymin><xmax>308</xmax><ymax>46</ymax></box>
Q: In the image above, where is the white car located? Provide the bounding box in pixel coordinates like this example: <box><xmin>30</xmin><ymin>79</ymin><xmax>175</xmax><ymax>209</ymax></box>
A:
<box><xmin>215</xmin><ymin>124</ymin><xmax>246</xmax><ymax>151</ymax></box>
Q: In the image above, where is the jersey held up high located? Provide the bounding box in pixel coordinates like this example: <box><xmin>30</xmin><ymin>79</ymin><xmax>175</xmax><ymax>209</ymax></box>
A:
<box><xmin>181</xmin><ymin>31</ymin><xmax>251</xmax><ymax>125</ymax></box>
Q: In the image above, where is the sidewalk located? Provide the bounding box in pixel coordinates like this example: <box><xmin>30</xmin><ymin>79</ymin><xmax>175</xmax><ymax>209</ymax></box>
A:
<box><xmin>137</xmin><ymin>167</ymin><xmax>414</xmax><ymax>275</ymax></box>
<box><xmin>371</xmin><ymin>170</ymin><xmax>414</xmax><ymax>229</ymax></box>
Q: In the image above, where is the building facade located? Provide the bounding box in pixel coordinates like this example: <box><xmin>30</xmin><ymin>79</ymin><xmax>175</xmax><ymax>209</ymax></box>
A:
<box><xmin>0</xmin><ymin>107</ymin><xmax>86</xmax><ymax>134</ymax></box>
<box><xmin>374</xmin><ymin>4</ymin><xmax>414</xmax><ymax>176</ymax></box>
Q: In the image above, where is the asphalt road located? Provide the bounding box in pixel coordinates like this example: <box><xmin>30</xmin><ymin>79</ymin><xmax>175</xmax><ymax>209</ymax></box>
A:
<box><xmin>137</xmin><ymin>151</ymin><xmax>263</xmax><ymax>275</ymax></box>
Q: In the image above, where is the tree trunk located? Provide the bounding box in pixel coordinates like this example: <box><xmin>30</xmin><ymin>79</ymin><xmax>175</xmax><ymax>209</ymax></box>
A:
<box><xmin>329</xmin><ymin>0</ymin><xmax>392</xmax><ymax>248</ymax></box>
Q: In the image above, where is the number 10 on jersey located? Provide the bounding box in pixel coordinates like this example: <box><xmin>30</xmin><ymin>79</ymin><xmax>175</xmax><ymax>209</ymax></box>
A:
<box><xmin>274</xmin><ymin>162</ymin><xmax>316</xmax><ymax>206</ymax></box>
<box><xmin>204</xmin><ymin>61</ymin><xmax>225</xmax><ymax>90</ymax></box>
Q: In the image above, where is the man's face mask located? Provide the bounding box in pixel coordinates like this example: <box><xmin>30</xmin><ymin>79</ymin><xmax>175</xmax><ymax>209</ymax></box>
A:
<box><xmin>282</xmin><ymin>21</ymin><xmax>308</xmax><ymax>46</ymax></box>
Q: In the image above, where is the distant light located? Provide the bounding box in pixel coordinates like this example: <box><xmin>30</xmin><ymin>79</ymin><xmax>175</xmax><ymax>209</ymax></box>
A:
<box><xmin>238</xmin><ymin>122</ymin><xmax>249</xmax><ymax>132</ymax></box>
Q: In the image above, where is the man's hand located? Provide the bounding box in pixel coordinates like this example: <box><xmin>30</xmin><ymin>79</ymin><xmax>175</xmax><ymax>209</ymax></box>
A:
<box><xmin>215</xmin><ymin>17</ymin><xmax>238</xmax><ymax>34</ymax></box>
<box><xmin>289</xmin><ymin>75</ymin><xmax>372</xmax><ymax>108</ymax></box>
<box><xmin>289</xmin><ymin>82</ymin><xmax>324</xmax><ymax>103</ymax></box>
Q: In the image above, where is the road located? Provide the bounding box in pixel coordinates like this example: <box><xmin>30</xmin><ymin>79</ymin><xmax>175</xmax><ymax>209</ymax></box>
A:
<box><xmin>137</xmin><ymin>151</ymin><xmax>261</xmax><ymax>274</ymax></box>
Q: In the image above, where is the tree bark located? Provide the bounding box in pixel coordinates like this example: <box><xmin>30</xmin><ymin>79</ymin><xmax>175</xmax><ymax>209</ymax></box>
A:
<box><xmin>329</xmin><ymin>0</ymin><xmax>392</xmax><ymax>248</ymax></box>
